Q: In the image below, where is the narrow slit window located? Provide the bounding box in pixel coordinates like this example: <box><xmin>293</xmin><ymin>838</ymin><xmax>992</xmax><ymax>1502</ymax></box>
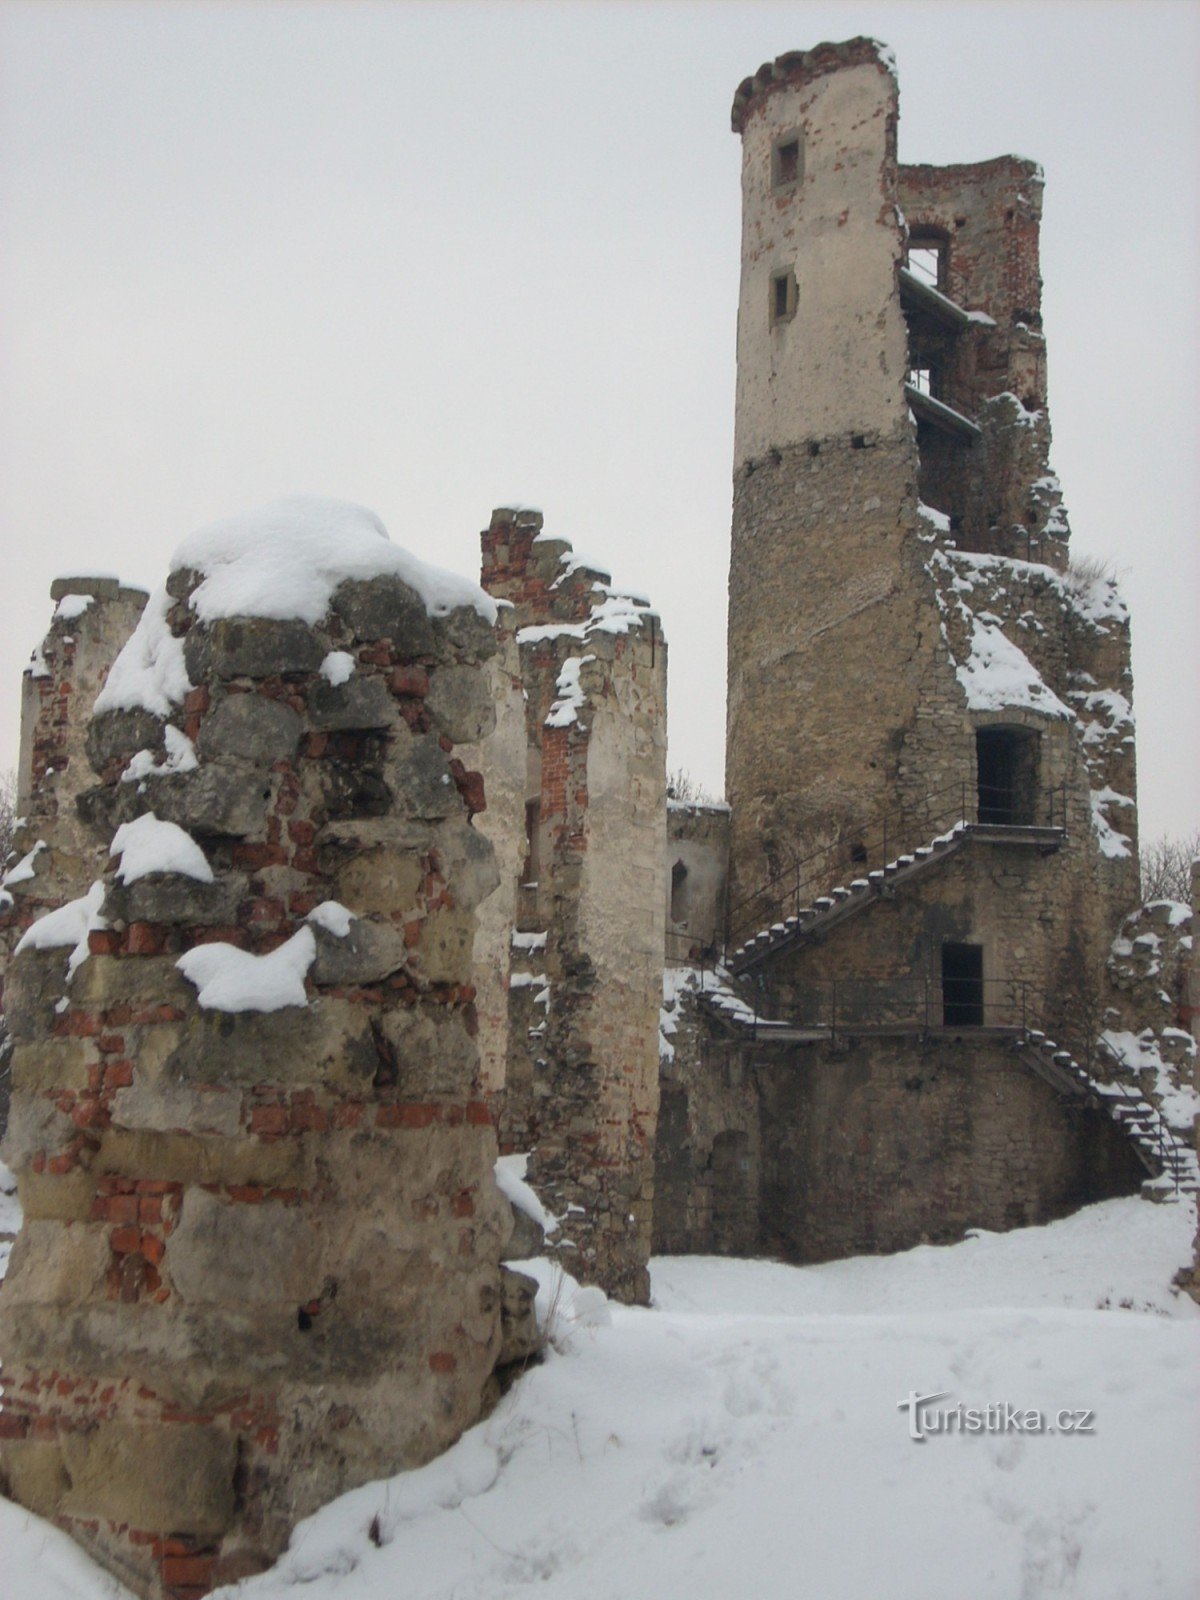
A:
<box><xmin>769</xmin><ymin>268</ymin><xmax>797</xmax><ymax>326</ymax></box>
<box><xmin>773</xmin><ymin>136</ymin><xmax>801</xmax><ymax>188</ymax></box>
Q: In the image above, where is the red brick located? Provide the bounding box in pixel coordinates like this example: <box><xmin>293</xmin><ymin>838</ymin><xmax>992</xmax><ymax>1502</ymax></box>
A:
<box><xmin>141</xmin><ymin>1233</ymin><xmax>165</xmax><ymax>1265</ymax></box>
<box><xmin>389</xmin><ymin>664</ymin><xmax>429</xmax><ymax>697</ymax></box>
<box><xmin>87</xmin><ymin>930</ymin><xmax>122</xmax><ymax>957</ymax></box>
<box><xmin>249</xmin><ymin>1104</ymin><xmax>289</xmax><ymax>1136</ymax></box>
<box><xmin>126</xmin><ymin>922</ymin><xmax>165</xmax><ymax>956</ymax></box>
<box><xmin>286</xmin><ymin>819</ymin><xmax>316</xmax><ymax>846</ymax></box>
<box><xmin>428</xmin><ymin>1351</ymin><xmax>457</xmax><ymax>1374</ymax></box>
<box><xmin>109</xmin><ymin>1225</ymin><xmax>140</xmax><ymax>1254</ymax></box>
<box><xmin>104</xmin><ymin>1061</ymin><xmax>134</xmax><ymax>1089</ymax></box>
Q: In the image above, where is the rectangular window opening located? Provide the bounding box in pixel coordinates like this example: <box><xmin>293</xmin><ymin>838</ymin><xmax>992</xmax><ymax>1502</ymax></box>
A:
<box><xmin>942</xmin><ymin>942</ymin><xmax>984</xmax><ymax>1027</ymax></box>
<box><xmin>907</xmin><ymin>243</ymin><xmax>943</xmax><ymax>289</ymax></box>
<box><xmin>769</xmin><ymin>269</ymin><xmax>796</xmax><ymax>326</ymax></box>
<box><xmin>772</xmin><ymin>133</ymin><xmax>803</xmax><ymax>190</ymax></box>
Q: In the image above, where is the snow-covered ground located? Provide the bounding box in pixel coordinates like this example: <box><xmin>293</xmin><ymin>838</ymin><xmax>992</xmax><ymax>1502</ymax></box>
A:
<box><xmin>2</xmin><ymin>1196</ymin><xmax>1197</xmax><ymax>1600</ymax></box>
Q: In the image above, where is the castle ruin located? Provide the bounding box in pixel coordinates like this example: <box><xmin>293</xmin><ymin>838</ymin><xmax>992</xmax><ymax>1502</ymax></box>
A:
<box><xmin>0</xmin><ymin>37</ymin><xmax>1195</xmax><ymax>1600</ymax></box>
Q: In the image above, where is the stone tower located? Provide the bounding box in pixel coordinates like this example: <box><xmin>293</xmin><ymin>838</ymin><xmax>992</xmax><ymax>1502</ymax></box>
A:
<box><xmin>723</xmin><ymin>39</ymin><xmax>1134</xmax><ymax>943</ymax></box>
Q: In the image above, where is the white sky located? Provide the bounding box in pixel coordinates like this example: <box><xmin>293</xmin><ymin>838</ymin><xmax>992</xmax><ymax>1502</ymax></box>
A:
<box><xmin>1</xmin><ymin>0</ymin><xmax>1196</xmax><ymax>841</ymax></box>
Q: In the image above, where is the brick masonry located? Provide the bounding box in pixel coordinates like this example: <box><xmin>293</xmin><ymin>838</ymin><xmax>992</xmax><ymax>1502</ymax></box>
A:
<box><xmin>0</xmin><ymin>556</ymin><xmax>513</xmax><ymax>1597</ymax></box>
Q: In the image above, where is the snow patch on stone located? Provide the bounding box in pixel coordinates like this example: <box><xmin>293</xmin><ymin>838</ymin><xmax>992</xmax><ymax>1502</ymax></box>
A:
<box><xmin>14</xmin><ymin>882</ymin><xmax>108</xmax><ymax>978</ymax></box>
<box><xmin>177</xmin><ymin>926</ymin><xmax>316</xmax><ymax>1013</ymax></box>
<box><xmin>111</xmin><ymin>813</ymin><xmax>214</xmax><ymax>884</ymax></box>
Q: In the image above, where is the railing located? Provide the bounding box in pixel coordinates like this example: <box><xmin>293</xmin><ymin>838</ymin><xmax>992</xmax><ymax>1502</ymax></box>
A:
<box><xmin>727</xmin><ymin>778</ymin><xmax>1068</xmax><ymax>951</ymax></box>
<box><xmin>711</xmin><ymin>972</ymin><xmax>1181</xmax><ymax>1192</ymax></box>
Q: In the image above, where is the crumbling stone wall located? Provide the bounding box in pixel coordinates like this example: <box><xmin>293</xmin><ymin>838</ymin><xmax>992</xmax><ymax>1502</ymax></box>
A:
<box><xmin>481</xmin><ymin>508</ymin><xmax>666</xmax><ymax>1303</ymax></box>
<box><xmin>0</xmin><ymin>515</ymin><xmax>515</xmax><ymax>1598</ymax></box>
<box><xmin>666</xmin><ymin>801</ymin><xmax>730</xmax><ymax>962</ymax></box>
<box><xmin>656</xmin><ymin>1020</ymin><xmax>1143</xmax><ymax>1262</ymax></box>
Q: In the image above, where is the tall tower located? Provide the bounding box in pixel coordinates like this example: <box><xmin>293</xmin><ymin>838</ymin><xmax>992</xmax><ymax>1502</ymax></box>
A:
<box><xmin>725</xmin><ymin>40</ymin><xmax>936</xmax><ymax>917</ymax></box>
<box><xmin>723</xmin><ymin>39</ymin><xmax>1137</xmax><ymax>947</ymax></box>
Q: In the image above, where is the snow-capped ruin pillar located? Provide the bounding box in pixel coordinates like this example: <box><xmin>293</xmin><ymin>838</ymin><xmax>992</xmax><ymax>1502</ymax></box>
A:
<box><xmin>0</xmin><ymin>500</ymin><xmax>514</xmax><ymax>1598</ymax></box>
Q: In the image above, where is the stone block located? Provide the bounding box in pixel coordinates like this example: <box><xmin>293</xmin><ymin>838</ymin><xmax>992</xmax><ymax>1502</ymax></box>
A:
<box><xmin>411</xmin><ymin>906</ymin><xmax>475</xmax><ymax>984</ymax></box>
<box><xmin>330</xmin><ymin>575</ymin><xmax>438</xmax><ymax>653</ymax></box>
<box><xmin>0</xmin><ymin>1439</ymin><xmax>71</xmax><ymax>1520</ymax></box>
<box><xmin>86</xmin><ymin>708</ymin><xmax>164</xmax><ymax>774</ymax></box>
<box><xmin>184</xmin><ymin>617</ymin><xmax>326</xmax><ymax>681</ymax></box>
<box><xmin>11</xmin><ymin>1038</ymin><xmax>94</xmax><ymax>1095</ymax></box>
<box><xmin>162</xmin><ymin>1001</ymin><xmax>379</xmax><ymax>1093</ymax></box>
<box><xmin>18</xmin><ymin>1167</ymin><xmax>96</xmax><ymax>1223</ymax></box>
<box><xmin>375</xmin><ymin>1005</ymin><xmax>477</xmax><ymax>1095</ymax></box>
<box><xmin>383</xmin><ymin>735</ymin><xmax>463</xmax><ymax>821</ymax></box>
<box><xmin>425</xmin><ymin>665</ymin><xmax>496</xmax><ymax>744</ymax></box>
<box><xmin>307</xmin><ymin>676</ymin><xmax>398</xmax><ymax>731</ymax></box>
<box><xmin>147</xmin><ymin>764</ymin><xmax>275</xmax><ymax>836</ymax></box>
<box><xmin>496</xmin><ymin>1267</ymin><xmax>540</xmax><ymax>1366</ymax></box>
<box><xmin>0</xmin><ymin>1096</ymin><xmax>76</xmax><ymax>1171</ymax></box>
<box><xmin>311</xmin><ymin>916</ymin><xmax>409</xmax><ymax>985</ymax></box>
<box><xmin>60</xmin><ymin>1421</ymin><xmax>236</xmax><ymax>1536</ymax></box>
<box><xmin>2</xmin><ymin>1221</ymin><xmax>111</xmax><ymax>1307</ymax></box>
<box><xmin>197</xmin><ymin>692</ymin><xmax>303</xmax><ymax>766</ymax></box>
<box><xmin>437</xmin><ymin>604</ymin><xmax>499</xmax><ymax>663</ymax></box>
<box><xmin>76</xmin><ymin>779</ymin><xmax>143</xmax><ymax>839</ymax></box>
<box><xmin>70</xmin><ymin>954</ymin><xmax>194</xmax><ymax>1011</ymax></box>
<box><xmin>332</xmin><ymin>846</ymin><xmax>423</xmax><ymax>919</ymax></box>
<box><xmin>169</xmin><ymin>1190</ymin><xmax>322</xmax><ymax>1305</ymax></box>
<box><xmin>103</xmin><ymin>872</ymin><xmax>245</xmax><ymax>928</ymax></box>
<box><xmin>432</xmin><ymin>818</ymin><xmax>500</xmax><ymax>912</ymax></box>
<box><xmin>500</xmin><ymin>1201</ymin><xmax>544</xmax><ymax>1262</ymax></box>
<box><xmin>110</xmin><ymin>1077</ymin><xmax>242</xmax><ymax>1139</ymax></box>
<box><xmin>93</xmin><ymin>1129</ymin><xmax>309</xmax><ymax>1188</ymax></box>
<box><xmin>2</xmin><ymin>947</ymin><xmax>70</xmax><ymax>1041</ymax></box>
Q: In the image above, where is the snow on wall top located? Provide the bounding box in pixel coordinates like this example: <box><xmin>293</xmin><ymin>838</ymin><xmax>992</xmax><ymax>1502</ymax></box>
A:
<box><xmin>173</xmin><ymin>497</ymin><xmax>496</xmax><ymax>628</ymax></box>
<box><xmin>955</xmin><ymin>617</ymin><xmax>1071</xmax><ymax>719</ymax></box>
<box><xmin>95</xmin><ymin>497</ymin><xmax>496</xmax><ymax>719</ymax></box>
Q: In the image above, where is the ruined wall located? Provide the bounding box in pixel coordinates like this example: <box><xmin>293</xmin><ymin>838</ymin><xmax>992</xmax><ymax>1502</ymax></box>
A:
<box><xmin>3</xmin><ymin>580</ymin><xmax>149</xmax><ymax>957</ymax></box>
<box><xmin>480</xmin><ymin>508</ymin><xmax>666</xmax><ymax>1304</ymax></box>
<box><xmin>666</xmin><ymin>800</ymin><xmax>729</xmax><ymax>962</ymax></box>
<box><xmin>656</xmin><ymin>1018</ymin><xmax>1143</xmax><ymax>1262</ymax></box>
<box><xmin>0</xmin><ymin>504</ymin><xmax>515</xmax><ymax>1598</ymax></box>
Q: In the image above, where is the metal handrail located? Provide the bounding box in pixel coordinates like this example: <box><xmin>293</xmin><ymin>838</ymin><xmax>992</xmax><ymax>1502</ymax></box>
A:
<box><xmin>727</xmin><ymin>778</ymin><xmax>1068</xmax><ymax>951</ymax></box>
<box><xmin>703</xmin><ymin>971</ymin><xmax>1182</xmax><ymax>1192</ymax></box>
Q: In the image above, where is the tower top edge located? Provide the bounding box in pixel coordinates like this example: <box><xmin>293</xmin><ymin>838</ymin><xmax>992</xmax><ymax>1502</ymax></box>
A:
<box><xmin>730</xmin><ymin>37</ymin><xmax>896</xmax><ymax>134</ymax></box>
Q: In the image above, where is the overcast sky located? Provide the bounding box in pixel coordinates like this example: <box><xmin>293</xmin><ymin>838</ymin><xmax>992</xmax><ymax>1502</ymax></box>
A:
<box><xmin>1</xmin><ymin>0</ymin><xmax>1196</xmax><ymax>841</ymax></box>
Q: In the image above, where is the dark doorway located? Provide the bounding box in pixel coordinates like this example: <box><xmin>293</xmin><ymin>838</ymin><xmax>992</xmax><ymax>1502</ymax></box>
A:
<box><xmin>942</xmin><ymin>942</ymin><xmax>984</xmax><ymax>1026</ymax></box>
<box><xmin>976</xmin><ymin>727</ymin><xmax>1038</xmax><ymax>825</ymax></box>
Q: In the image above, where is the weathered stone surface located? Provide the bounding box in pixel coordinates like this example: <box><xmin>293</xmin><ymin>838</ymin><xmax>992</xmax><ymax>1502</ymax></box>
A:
<box><xmin>438</xmin><ymin>603</ymin><xmax>499</xmax><ymax>664</ymax></box>
<box><xmin>76</xmin><ymin>778</ymin><xmax>143</xmax><ymax>839</ymax></box>
<box><xmin>10</xmin><ymin>1038</ymin><xmax>94</xmax><ymax>1095</ymax></box>
<box><xmin>93</xmin><ymin>1128</ymin><xmax>309</xmax><ymax>1188</ymax></box>
<box><xmin>18</xmin><ymin>1168</ymin><xmax>96</xmax><ymax>1223</ymax></box>
<box><xmin>496</xmin><ymin>1267</ymin><xmax>540</xmax><ymax>1366</ymax></box>
<box><xmin>85</xmin><ymin>707</ymin><xmax>164</xmax><ymax>773</ymax></box>
<box><xmin>3</xmin><ymin>1221</ymin><xmax>111</xmax><ymax>1306</ymax></box>
<box><xmin>103</xmin><ymin>872</ymin><xmax>245</xmax><ymax>927</ymax></box>
<box><xmin>110</xmin><ymin>1077</ymin><xmax>242</xmax><ymax>1138</ymax></box>
<box><xmin>169</xmin><ymin>1190</ymin><xmax>322</xmax><ymax>1305</ymax></box>
<box><xmin>1</xmin><ymin>1439</ymin><xmax>70</xmax><ymax>1519</ymax></box>
<box><xmin>426</xmin><ymin>665</ymin><xmax>496</xmax><ymax>744</ymax></box>
<box><xmin>411</xmin><ymin>906</ymin><xmax>475</xmax><ymax>984</ymax></box>
<box><xmin>433</xmin><ymin>817</ymin><xmax>500</xmax><ymax>912</ymax></box>
<box><xmin>375</xmin><ymin>1005</ymin><xmax>477</xmax><ymax>1095</ymax></box>
<box><xmin>184</xmin><ymin>616</ymin><xmax>327</xmax><ymax>681</ymax></box>
<box><xmin>310</xmin><ymin>916</ymin><xmax>409</xmax><ymax>985</ymax></box>
<box><xmin>70</xmin><ymin>953</ymin><xmax>194</xmax><ymax>1011</ymax></box>
<box><xmin>332</xmin><ymin>846</ymin><xmax>424</xmax><ymax>919</ymax></box>
<box><xmin>307</xmin><ymin>676</ymin><xmax>398</xmax><ymax>731</ymax></box>
<box><xmin>331</xmin><ymin>575</ymin><xmax>438</xmax><ymax>651</ymax></box>
<box><xmin>500</xmin><ymin>1201</ymin><xmax>545</xmax><ymax>1262</ymax></box>
<box><xmin>2</xmin><ymin>947</ymin><xmax>70</xmax><ymax>1040</ymax></box>
<box><xmin>197</xmin><ymin>692</ymin><xmax>303</xmax><ymax>766</ymax></box>
<box><xmin>163</xmin><ymin>1002</ymin><xmax>380</xmax><ymax>1092</ymax></box>
<box><xmin>148</xmin><ymin>763</ymin><xmax>275</xmax><ymax>836</ymax></box>
<box><xmin>383</xmin><ymin>734</ymin><xmax>463</xmax><ymax>820</ymax></box>
<box><xmin>0</xmin><ymin>1097</ymin><xmax>76</xmax><ymax>1170</ymax></box>
<box><xmin>60</xmin><ymin>1422</ymin><xmax>236</xmax><ymax>1535</ymax></box>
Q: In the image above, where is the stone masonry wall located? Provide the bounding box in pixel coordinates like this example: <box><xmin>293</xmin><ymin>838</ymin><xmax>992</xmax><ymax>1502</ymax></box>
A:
<box><xmin>480</xmin><ymin>508</ymin><xmax>666</xmax><ymax>1304</ymax></box>
<box><xmin>656</xmin><ymin>1016</ymin><xmax>1143</xmax><ymax>1262</ymax></box>
<box><xmin>0</xmin><ymin>525</ymin><xmax>514</xmax><ymax>1599</ymax></box>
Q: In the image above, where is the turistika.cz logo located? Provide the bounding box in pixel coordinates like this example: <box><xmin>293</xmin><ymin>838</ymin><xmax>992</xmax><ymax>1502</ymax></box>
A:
<box><xmin>897</xmin><ymin>1390</ymin><xmax>1095</xmax><ymax>1442</ymax></box>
